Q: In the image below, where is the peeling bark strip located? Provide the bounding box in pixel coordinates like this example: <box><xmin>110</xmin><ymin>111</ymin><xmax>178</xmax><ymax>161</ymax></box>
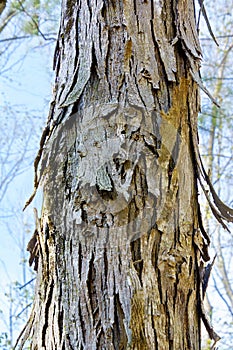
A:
<box><xmin>17</xmin><ymin>1</ymin><xmax>229</xmax><ymax>349</ymax></box>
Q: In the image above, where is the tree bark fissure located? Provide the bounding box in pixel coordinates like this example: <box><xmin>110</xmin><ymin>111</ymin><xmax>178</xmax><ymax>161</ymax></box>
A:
<box><xmin>17</xmin><ymin>0</ymin><xmax>229</xmax><ymax>349</ymax></box>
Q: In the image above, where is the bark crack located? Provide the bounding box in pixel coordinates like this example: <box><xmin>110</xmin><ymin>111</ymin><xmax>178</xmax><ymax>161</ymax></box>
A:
<box><xmin>42</xmin><ymin>280</ymin><xmax>54</xmax><ymax>347</ymax></box>
<box><xmin>134</xmin><ymin>73</ymin><xmax>147</xmax><ymax>109</ymax></box>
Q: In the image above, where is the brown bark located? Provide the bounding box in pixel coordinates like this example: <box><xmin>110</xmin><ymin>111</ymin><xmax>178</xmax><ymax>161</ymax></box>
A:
<box><xmin>0</xmin><ymin>0</ymin><xmax>6</xmax><ymax>16</ymax></box>
<box><xmin>17</xmin><ymin>1</ymin><xmax>216</xmax><ymax>349</ymax></box>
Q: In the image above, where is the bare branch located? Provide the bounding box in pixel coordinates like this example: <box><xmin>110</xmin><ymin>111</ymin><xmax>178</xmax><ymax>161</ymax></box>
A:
<box><xmin>212</xmin><ymin>275</ymin><xmax>233</xmax><ymax>318</ymax></box>
<box><xmin>17</xmin><ymin>0</ymin><xmax>50</xmax><ymax>41</ymax></box>
<box><xmin>0</xmin><ymin>33</ymin><xmax>57</xmax><ymax>43</ymax></box>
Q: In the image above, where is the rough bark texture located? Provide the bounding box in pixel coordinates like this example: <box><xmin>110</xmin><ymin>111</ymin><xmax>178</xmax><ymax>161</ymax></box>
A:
<box><xmin>18</xmin><ymin>1</ymin><xmax>211</xmax><ymax>349</ymax></box>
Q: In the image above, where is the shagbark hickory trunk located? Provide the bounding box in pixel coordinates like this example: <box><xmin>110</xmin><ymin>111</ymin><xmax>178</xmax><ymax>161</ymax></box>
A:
<box><xmin>19</xmin><ymin>0</ymin><xmax>210</xmax><ymax>349</ymax></box>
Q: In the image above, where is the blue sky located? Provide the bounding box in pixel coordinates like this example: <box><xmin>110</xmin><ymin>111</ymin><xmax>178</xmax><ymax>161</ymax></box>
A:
<box><xmin>0</xmin><ymin>36</ymin><xmax>55</xmax><ymax>341</ymax></box>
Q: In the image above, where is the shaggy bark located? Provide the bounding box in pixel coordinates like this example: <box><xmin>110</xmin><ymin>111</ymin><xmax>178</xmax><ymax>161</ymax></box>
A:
<box><xmin>16</xmin><ymin>1</ymin><xmax>225</xmax><ymax>349</ymax></box>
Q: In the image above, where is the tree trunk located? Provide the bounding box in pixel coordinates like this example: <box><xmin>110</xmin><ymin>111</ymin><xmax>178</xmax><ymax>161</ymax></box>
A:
<box><xmin>19</xmin><ymin>1</ymin><xmax>208</xmax><ymax>349</ymax></box>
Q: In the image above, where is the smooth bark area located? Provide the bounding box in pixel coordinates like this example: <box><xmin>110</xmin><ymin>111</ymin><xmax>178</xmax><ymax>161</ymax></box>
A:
<box><xmin>17</xmin><ymin>1</ymin><xmax>217</xmax><ymax>349</ymax></box>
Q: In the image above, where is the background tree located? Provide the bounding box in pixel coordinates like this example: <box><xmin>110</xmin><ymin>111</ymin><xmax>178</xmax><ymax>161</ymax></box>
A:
<box><xmin>15</xmin><ymin>1</ymin><xmax>233</xmax><ymax>349</ymax></box>
<box><xmin>0</xmin><ymin>0</ymin><xmax>60</xmax><ymax>346</ymax></box>
<box><xmin>0</xmin><ymin>0</ymin><xmax>60</xmax><ymax>207</ymax></box>
<box><xmin>198</xmin><ymin>1</ymin><xmax>233</xmax><ymax>348</ymax></box>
